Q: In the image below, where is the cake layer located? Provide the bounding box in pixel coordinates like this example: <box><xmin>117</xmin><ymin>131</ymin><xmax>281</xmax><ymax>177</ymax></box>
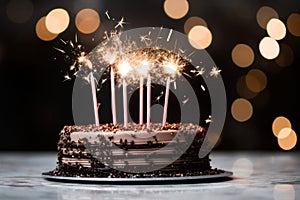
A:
<box><xmin>51</xmin><ymin>123</ymin><xmax>214</xmax><ymax>178</ymax></box>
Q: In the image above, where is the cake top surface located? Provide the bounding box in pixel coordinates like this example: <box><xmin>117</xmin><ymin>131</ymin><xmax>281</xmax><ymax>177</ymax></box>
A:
<box><xmin>63</xmin><ymin>123</ymin><xmax>204</xmax><ymax>133</ymax></box>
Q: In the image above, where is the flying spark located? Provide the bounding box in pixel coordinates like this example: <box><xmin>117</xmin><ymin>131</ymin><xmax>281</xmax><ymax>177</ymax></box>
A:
<box><xmin>209</xmin><ymin>66</ymin><xmax>221</xmax><ymax>77</ymax></box>
<box><xmin>182</xmin><ymin>95</ymin><xmax>189</xmax><ymax>105</ymax></box>
<box><xmin>201</xmin><ymin>85</ymin><xmax>205</xmax><ymax>91</ymax></box>
<box><xmin>167</xmin><ymin>29</ymin><xmax>173</xmax><ymax>42</ymax></box>
<box><xmin>105</xmin><ymin>10</ymin><xmax>110</xmax><ymax>19</ymax></box>
<box><xmin>154</xmin><ymin>91</ymin><xmax>164</xmax><ymax>102</ymax></box>
<box><xmin>115</xmin><ymin>17</ymin><xmax>126</xmax><ymax>28</ymax></box>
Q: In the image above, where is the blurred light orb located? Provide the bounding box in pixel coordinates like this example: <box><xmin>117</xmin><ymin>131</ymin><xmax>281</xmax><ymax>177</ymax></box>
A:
<box><xmin>231</xmin><ymin>44</ymin><xmax>255</xmax><ymax>68</ymax></box>
<box><xmin>259</xmin><ymin>37</ymin><xmax>280</xmax><ymax>59</ymax></box>
<box><xmin>266</xmin><ymin>18</ymin><xmax>286</xmax><ymax>40</ymax></box>
<box><xmin>6</xmin><ymin>0</ymin><xmax>34</xmax><ymax>23</ymax></box>
<box><xmin>45</xmin><ymin>8</ymin><xmax>70</xmax><ymax>34</ymax></box>
<box><xmin>273</xmin><ymin>184</ymin><xmax>295</xmax><ymax>200</ymax></box>
<box><xmin>188</xmin><ymin>25</ymin><xmax>212</xmax><ymax>49</ymax></box>
<box><xmin>287</xmin><ymin>13</ymin><xmax>300</xmax><ymax>37</ymax></box>
<box><xmin>245</xmin><ymin>69</ymin><xmax>267</xmax><ymax>93</ymax></box>
<box><xmin>232</xmin><ymin>158</ymin><xmax>253</xmax><ymax>178</ymax></box>
<box><xmin>35</xmin><ymin>16</ymin><xmax>58</xmax><ymax>41</ymax></box>
<box><xmin>163</xmin><ymin>0</ymin><xmax>189</xmax><ymax>19</ymax></box>
<box><xmin>277</xmin><ymin>128</ymin><xmax>293</xmax><ymax>139</ymax></box>
<box><xmin>75</xmin><ymin>8</ymin><xmax>100</xmax><ymax>34</ymax></box>
<box><xmin>184</xmin><ymin>16</ymin><xmax>207</xmax><ymax>34</ymax></box>
<box><xmin>256</xmin><ymin>6</ymin><xmax>279</xmax><ymax>29</ymax></box>
<box><xmin>278</xmin><ymin>128</ymin><xmax>297</xmax><ymax>150</ymax></box>
<box><xmin>275</xmin><ymin>43</ymin><xmax>294</xmax><ymax>67</ymax></box>
<box><xmin>236</xmin><ymin>76</ymin><xmax>258</xmax><ymax>99</ymax></box>
<box><xmin>272</xmin><ymin>116</ymin><xmax>292</xmax><ymax>137</ymax></box>
<box><xmin>231</xmin><ymin>98</ymin><xmax>253</xmax><ymax>122</ymax></box>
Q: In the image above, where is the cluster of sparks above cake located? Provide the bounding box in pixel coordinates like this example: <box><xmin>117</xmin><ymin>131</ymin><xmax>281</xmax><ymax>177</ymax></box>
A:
<box><xmin>56</xmin><ymin>26</ymin><xmax>221</xmax><ymax>129</ymax></box>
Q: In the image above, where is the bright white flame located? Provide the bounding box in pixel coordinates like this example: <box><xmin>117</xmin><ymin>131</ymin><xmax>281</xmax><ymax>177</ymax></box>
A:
<box><xmin>78</xmin><ymin>56</ymin><xmax>86</xmax><ymax>63</ymax></box>
<box><xmin>165</xmin><ymin>62</ymin><xmax>178</xmax><ymax>75</ymax></box>
<box><xmin>117</xmin><ymin>61</ymin><xmax>132</xmax><ymax>77</ymax></box>
<box><xmin>137</xmin><ymin>60</ymin><xmax>150</xmax><ymax>77</ymax></box>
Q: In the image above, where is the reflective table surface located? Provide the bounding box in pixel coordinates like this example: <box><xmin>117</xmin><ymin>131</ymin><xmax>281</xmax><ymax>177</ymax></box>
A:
<box><xmin>0</xmin><ymin>151</ymin><xmax>299</xmax><ymax>200</ymax></box>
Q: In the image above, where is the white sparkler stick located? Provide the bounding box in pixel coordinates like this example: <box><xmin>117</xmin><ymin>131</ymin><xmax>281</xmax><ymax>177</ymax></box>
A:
<box><xmin>139</xmin><ymin>76</ymin><xmax>144</xmax><ymax>125</ymax></box>
<box><xmin>87</xmin><ymin>60</ymin><xmax>99</xmax><ymax>126</ymax></box>
<box><xmin>117</xmin><ymin>61</ymin><xmax>132</xmax><ymax>128</ymax></box>
<box><xmin>162</xmin><ymin>76</ymin><xmax>171</xmax><ymax>126</ymax></box>
<box><xmin>123</xmin><ymin>79</ymin><xmax>128</xmax><ymax>128</ymax></box>
<box><xmin>147</xmin><ymin>74</ymin><xmax>151</xmax><ymax>129</ymax></box>
<box><xmin>111</xmin><ymin>67</ymin><xmax>117</xmax><ymax>125</ymax></box>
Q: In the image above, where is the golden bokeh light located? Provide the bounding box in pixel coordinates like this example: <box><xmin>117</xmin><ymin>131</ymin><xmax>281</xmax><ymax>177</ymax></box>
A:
<box><xmin>259</xmin><ymin>37</ymin><xmax>280</xmax><ymax>60</ymax></box>
<box><xmin>236</xmin><ymin>76</ymin><xmax>258</xmax><ymax>99</ymax></box>
<box><xmin>232</xmin><ymin>158</ymin><xmax>253</xmax><ymax>178</ymax></box>
<box><xmin>231</xmin><ymin>44</ymin><xmax>255</xmax><ymax>68</ymax></box>
<box><xmin>256</xmin><ymin>6</ymin><xmax>279</xmax><ymax>29</ymax></box>
<box><xmin>231</xmin><ymin>98</ymin><xmax>253</xmax><ymax>122</ymax></box>
<box><xmin>277</xmin><ymin>128</ymin><xmax>293</xmax><ymax>139</ymax></box>
<box><xmin>275</xmin><ymin>43</ymin><xmax>294</xmax><ymax>67</ymax></box>
<box><xmin>266</xmin><ymin>18</ymin><xmax>286</xmax><ymax>40</ymax></box>
<box><xmin>45</xmin><ymin>8</ymin><xmax>70</xmax><ymax>34</ymax></box>
<box><xmin>272</xmin><ymin>116</ymin><xmax>292</xmax><ymax>138</ymax></box>
<box><xmin>184</xmin><ymin>16</ymin><xmax>207</xmax><ymax>34</ymax></box>
<box><xmin>287</xmin><ymin>13</ymin><xmax>300</xmax><ymax>37</ymax></box>
<box><xmin>6</xmin><ymin>0</ymin><xmax>33</xmax><ymax>23</ymax></box>
<box><xmin>245</xmin><ymin>69</ymin><xmax>267</xmax><ymax>93</ymax></box>
<box><xmin>35</xmin><ymin>16</ymin><xmax>58</xmax><ymax>41</ymax></box>
<box><xmin>273</xmin><ymin>184</ymin><xmax>295</xmax><ymax>200</ymax></box>
<box><xmin>278</xmin><ymin>128</ymin><xmax>297</xmax><ymax>150</ymax></box>
<box><xmin>75</xmin><ymin>8</ymin><xmax>100</xmax><ymax>34</ymax></box>
<box><xmin>163</xmin><ymin>0</ymin><xmax>189</xmax><ymax>19</ymax></box>
<box><xmin>188</xmin><ymin>25</ymin><xmax>212</xmax><ymax>49</ymax></box>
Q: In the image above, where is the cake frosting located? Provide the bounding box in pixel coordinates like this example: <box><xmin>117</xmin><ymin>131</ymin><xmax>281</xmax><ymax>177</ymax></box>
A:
<box><xmin>47</xmin><ymin>123</ymin><xmax>223</xmax><ymax>178</ymax></box>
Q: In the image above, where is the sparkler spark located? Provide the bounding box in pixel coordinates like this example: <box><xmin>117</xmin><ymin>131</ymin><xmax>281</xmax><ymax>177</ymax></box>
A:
<box><xmin>154</xmin><ymin>91</ymin><xmax>164</xmax><ymax>102</ymax></box>
<box><xmin>115</xmin><ymin>17</ymin><xmax>126</xmax><ymax>28</ymax></box>
<box><xmin>105</xmin><ymin>10</ymin><xmax>110</xmax><ymax>19</ymax></box>
<box><xmin>182</xmin><ymin>95</ymin><xmax>189</xmax><ymax>105</ymax></box>
<box><xmin>209</xmin><ymin>66</ymin><xmax>221</xmax><ymax>77</ymax></box>
<box><xmin>201</xmin><ymin>85</ymin><xmax>206</xmax><ymax>91</ymax></box>
<box><xmin>166</xmin><ymin>29</ymin><xmax>173</xmax><ymax>42</ymax></box>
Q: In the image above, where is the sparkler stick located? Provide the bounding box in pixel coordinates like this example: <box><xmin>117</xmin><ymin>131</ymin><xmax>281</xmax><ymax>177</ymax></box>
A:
<box><xmin>162</xmin><ymin>76</ymin><xmax>170</xmax><ymax>126</ymax></box>
<box><xmin>162</xmin><ymin>62</ymin><xmax>178</xmax><ymax>126</ymax></box>
<box><xmin>123</xmin><ymin>79</ymin><xmax>128</xmax><ymax>128</ymax></box>
<box><xmin>147</xmin><ymin>74</ymin><xmax>151</xmax><ymax>129</ymax></box>
<box><xmin>86</xmin><ymin>60</ymin><xmax>100</xmax><ymax>126</ymax></box>
<box><xmin>117</xmin><ymin>61</ymin><xmax>132</xmax><ymax>128</ymax></box>
<box><xmin>110</xmin><ymin>67</ymin><xmax>117</xmax><ymax>125</ymax></box>
<box><xmin>139</xmin><ymin>76</ymin><xmax>144</xmax><ymax>125</ymax></box>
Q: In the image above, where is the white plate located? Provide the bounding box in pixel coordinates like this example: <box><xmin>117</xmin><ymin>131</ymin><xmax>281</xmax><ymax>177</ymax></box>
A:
<box><xmin>42</xmin><ymin>170</ymin><xmax>233</xmax><ymax>184</ymax></box>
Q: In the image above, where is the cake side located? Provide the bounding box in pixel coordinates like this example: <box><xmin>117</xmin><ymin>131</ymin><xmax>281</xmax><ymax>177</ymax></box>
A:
<box><xmin>49</xmin><ymin>123</ymin><xmax>222</xmax><ymax>178</ymax></box>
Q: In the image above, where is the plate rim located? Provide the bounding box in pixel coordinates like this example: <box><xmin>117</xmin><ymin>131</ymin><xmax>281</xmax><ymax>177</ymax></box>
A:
<box><xmin>42</xmin><ymin>170</ymin><xmax>233</xmax><ymax>183</ymax></box>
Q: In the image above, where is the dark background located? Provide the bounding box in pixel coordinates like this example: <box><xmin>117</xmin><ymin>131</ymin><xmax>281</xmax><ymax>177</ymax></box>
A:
<box><xmin>0</xmin><ymin>0</ymin><xmax>298</xmax><ymax>151</ymax></box>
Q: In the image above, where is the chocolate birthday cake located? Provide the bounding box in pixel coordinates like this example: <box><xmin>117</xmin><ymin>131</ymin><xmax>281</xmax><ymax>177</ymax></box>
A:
<box><xmin>46</xmin><ymin>123</ymin><xmax>222</xmax><ymax>178</ymax></box>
